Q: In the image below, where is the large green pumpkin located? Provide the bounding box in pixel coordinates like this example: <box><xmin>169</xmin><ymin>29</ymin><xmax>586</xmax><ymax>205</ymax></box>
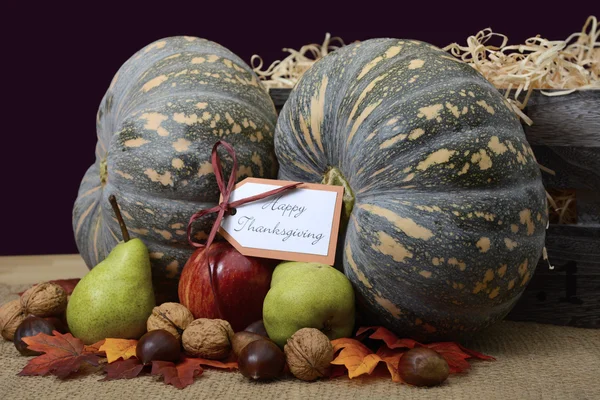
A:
<box><xmin>73</xmin><ymin>37</ymin><xmax>278</xmax><ymax>303</ymax></box>
<box><xmin>275</xmin><ymin>39</ymin><xmax>547</xmax><ymax>341</ymax></box>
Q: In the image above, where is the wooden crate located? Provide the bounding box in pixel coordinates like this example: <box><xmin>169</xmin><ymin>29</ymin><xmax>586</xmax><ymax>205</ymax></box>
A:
<box><xmin>269</xmin><ymin>88</ymin><xmax>600</xmax><ymax>328</ymax></box>
<box><xmin>505</xmin><ymin>89</ymin><xmax>600</xmax><ymax>328</ymax></box>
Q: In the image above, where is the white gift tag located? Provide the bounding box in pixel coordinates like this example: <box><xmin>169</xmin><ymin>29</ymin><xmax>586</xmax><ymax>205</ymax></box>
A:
<box><xmin>219</xmin><ymin>178</ymin><xmax>344</xmax><ymax>265</ymax></box>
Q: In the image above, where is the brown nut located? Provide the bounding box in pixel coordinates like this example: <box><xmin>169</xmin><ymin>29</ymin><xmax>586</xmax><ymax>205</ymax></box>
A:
<box><xmin>147</xmin><ymin>302</ymin><xmax>194</xmax><ymax>341</ymax></box>
<box><xmin>182</xmin><ymin>318</ymin><xmax>234</xmax><ymax>360</ymax></box>
<box><xmin>20</xmin><ymin>283</ymin><xmax>67</xmax><ymax>317</ymax></box>
<box><xmin>239</xmin><ymin>339</ymin><xmax>285</xmax><ymax>381</ymax></box>
<box><xmin>398</xmin><ymin>347</ymin><xmax>449</xmax><ymax>387</ymax></box>
<box><xmin>284</xmin><ymin>328</ymin><xmax>334</xmax><ymax>381</ymax></box>
<box><xmin>0</xmin><ymin>300</ymin><xmax>27</xmax><ymax>341</ymax></box>
<box><xmin>232</xmin><ymin>331</ymin><xmax>267</xmax><ymax>357</ymax></box>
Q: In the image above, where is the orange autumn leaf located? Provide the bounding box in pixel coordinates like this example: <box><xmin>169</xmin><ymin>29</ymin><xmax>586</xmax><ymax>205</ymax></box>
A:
<box><xmin>330</xmin><ymin>338</ymin><xmax>382</xmax><ymax>378</ymax></box>
<box><xmin>193</xmin><ymin>357</ymin><xmax>238</xmax><ymax>370</ymax></box>
<box><xmin>423</xmin><ymin>342</ymin><xmax>494</xmax><ymax>373</ymax></box>
<box><xmin>100</xmin><ymin>339</ymin><xmax>138</xmax><ymax>363</ymax></box>
<box><xmin>19</xmin><ymin>331</ymin><xmax>102</xmax><ymax>379</ymax></box>
<box><xmin>356</xmin><ymin>326</ymin><xmax>419</xmax><ymax>349</ymax></box>
<box><xmin>84</xmin><ymin>339</ymin><xmax>106</xmax><ymax>355</ymax></box>
<box><xmin>375</xmin><ymin>346</ymin><xmax>405</xmax><ymax>382</ymax></box>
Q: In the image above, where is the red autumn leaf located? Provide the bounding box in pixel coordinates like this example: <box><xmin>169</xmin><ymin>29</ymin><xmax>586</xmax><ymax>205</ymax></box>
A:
<box><xmin>375</xmin><ymin>345</ymin><xmax>406</xmax><ymax>382</ymax></box>
<box><xmin>49</xmin><ymin>278</ymin><xmax>81</xmax><ymax>295</ymax></box>
<box><xmin>356</xmin><ymin>326</ymin><xmax>495</xmax><ymax>374</ymax></box>
<box><xmin>457</xmin><ymin>343</ymin><xmax>496</xmax><ymax>361</ymax></box>
<box><xmin>84</xmin><ymin>339</ymin><xmax>106</xmax><ymax>355</ymax></box>
<box><xmin>325</xmin><ymin>364</ymin><xmax>349</xmax><ymax>379</ymax></box>
<box><xmin>356</xmin><ymin>326</ymin><xmax>420</xmax><ymax>349</ymax></box>
<box><xmin>347</xmin><ymin>326</ymin><xmax>496</xmax><ymax>378</ymax></box>
<box><xmin>102</xmin><ymin>358</ymin><xmax>145</xmax><ymax>381</ymax></box>
<box><xmin>330</xmin><ymin>338</ymin><xmax>382</xmax><ymax>379</ymax></box>
<box><xmin>19</xmin><ymin>331</ymin><xmax>102</xmax><ymax>379</ymax></box>
<box><xmin>424</xmin><ymin>342</ymin><xmax>493</xmax><ymax>374</ymax></box>
<box><xmin>151</xmin><ymin>357</ymin><xmax>204</xmax><ymax>389</ymax></box>
<box><xmin>18</xmin><ymin>279</ymin><xmax>81</xmax><ymax>296</ymax></box>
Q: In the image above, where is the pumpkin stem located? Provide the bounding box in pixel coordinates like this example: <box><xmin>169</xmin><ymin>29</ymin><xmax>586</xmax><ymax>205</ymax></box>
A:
<box><xmin>322</xmin><ymin>166</ymin><xmax>355</xmax><ymax>269</ymax></box>
<box><xmin>322</xmin><ymin>166</ymin><xmax>355</xmax><ymax>228</ymax></box>
<box><xmin>99</xmin><ymin>158</ymin><xmax>108</xmax><ymax>186</ymax></box>
<box><xmin>109</xmin><ymin>195</ymin><xmax>130</xmax><ymax>242</ymax></box>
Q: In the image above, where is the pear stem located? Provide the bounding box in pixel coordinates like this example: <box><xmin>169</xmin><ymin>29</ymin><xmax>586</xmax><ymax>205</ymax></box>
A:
<box><xmin>109</xmin><ymin>195</ymin><xmax>130</xmax><ymax>242</ymax></box>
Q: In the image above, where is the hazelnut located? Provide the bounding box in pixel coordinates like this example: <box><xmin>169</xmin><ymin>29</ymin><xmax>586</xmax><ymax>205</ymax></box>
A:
<box><xmin>0</xmin><ymin>300</ymin><xmax>27</xmax><ymax>341</ymax></box>
<box><xmin>20</xmin><ymin>283</ymin><xmax>67</xmax><ymax>317</ymax></box>
<box><xmin>284</xmin><ymin>328</ymin><xmax>334</xmax><ymax>381</ymax></box>
<box><xmin>182</xmin><ymin>318</ymin><xmax>234</xmax><ymax>360</ymax></box>
<box><xmin>147</xmin><ymin>302</ymin><xmax>194</xmax><ymax>341</ymax></box>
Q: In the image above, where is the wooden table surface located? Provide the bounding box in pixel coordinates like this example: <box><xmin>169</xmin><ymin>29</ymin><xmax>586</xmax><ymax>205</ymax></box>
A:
<box><xmin>0</xmin><ymin>254</ymin><xmax>89</xmax><ymax>285</ymax></box>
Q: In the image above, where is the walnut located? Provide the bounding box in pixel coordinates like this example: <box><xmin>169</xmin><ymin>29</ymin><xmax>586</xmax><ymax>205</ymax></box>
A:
<box><xmin>182</xmin><ymin>318</ymin><xmax>234</xmax><ymax>360</ymax></box>
<box><xmin>284</xmin><ymin>328</ymin><xmax>334</xmax><ymax>381</ymax></box>
<box><xmin>0</xmin><ymin>300</ymin><xmax>27</xmax><ymax>341</ymax></box>
<box><xmin>20</xmin><ymin>283</ymin><xmax>67</xmax><ymax>317</ymax></box>
<box><xmin>147</xmin><ymin>302</ymin><xmax>194</xmax><ymax>341</ymax></box>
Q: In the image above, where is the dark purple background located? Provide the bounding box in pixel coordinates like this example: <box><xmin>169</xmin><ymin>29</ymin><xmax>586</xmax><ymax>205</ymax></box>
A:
<box><xmin>2</xmin><ymin>4</ymin><xmax>594</xmax><ymax>256</ymax></box>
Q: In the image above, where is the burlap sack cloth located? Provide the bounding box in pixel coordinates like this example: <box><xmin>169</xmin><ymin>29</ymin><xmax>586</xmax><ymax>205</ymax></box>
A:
<box><xmin>1</xmin><ymin>283</ymin><xmax>599</xmax><ymax>400</ymax></box>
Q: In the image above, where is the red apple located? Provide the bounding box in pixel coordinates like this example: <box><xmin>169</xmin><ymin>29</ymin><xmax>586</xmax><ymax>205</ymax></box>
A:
<box><xmin>178</xmin><ymin>241</ymin><xmax>275</xmax><ymax>332</ymax></box>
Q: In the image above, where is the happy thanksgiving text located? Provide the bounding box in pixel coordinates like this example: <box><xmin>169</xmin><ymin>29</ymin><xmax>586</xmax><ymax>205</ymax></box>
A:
<box><xmin>232</xmin><ymin>195</ymin><xmax>325</xmax><ymax>245</ymax></box>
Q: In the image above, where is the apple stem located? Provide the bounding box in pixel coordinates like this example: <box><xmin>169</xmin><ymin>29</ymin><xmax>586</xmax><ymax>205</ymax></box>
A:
<box><xmin>109</xmin><ymin>195</ymin><xmax>130</xmax><ymax>242</ymax></box>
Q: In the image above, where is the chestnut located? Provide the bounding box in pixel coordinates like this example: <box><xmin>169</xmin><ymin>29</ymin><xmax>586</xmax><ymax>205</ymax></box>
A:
<box><xmin>238</xmin><ymin>339</ymin><xmax>285</xmax><ymax>381</ymax></box>
<box><xmin>232</xmin><ymin>331</ymin><xmax>268</xmax><ymax>357</ymax></box>
<box><xmin>44</xmin><ymin>317</ymin><xmax>69</xmax><ymax>334</ymax></box>
<box><xmin>244</xmin><ymin>320</ymin><xmax>268</xmax><ymax>338</ymax></box>
<box><xmin>398</xmin><ymin>347</ymin><xmax>449</xmax><ymax>387</ymax></box>
<box><xmin>14</xmin><ymin>316</ymin><xmax>55</xmax><ymax>356</ymax></box>
<box><xmin>136</xmin><ymin>329</ymin><xmax>181</xmax><ymax>365</ymax></box>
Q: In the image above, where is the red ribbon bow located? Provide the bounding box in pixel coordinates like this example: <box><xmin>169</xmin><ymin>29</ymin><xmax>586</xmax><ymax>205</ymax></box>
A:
<box><xmin>186</xmin><ymin>140</ymin><xmax>301</xmax><ymax>250</ymax></box>
<box><xmin>185</xmin><ymin>140</ymin><xmax>300</xmax><ymax>320</ymax></box>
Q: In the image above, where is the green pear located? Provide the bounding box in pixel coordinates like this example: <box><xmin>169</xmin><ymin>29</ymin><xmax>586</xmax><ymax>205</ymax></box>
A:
<box><xmin>67</xmin><ymin>196</ymin><xmax>155</xmax><ymax>344</ymax></box>
<box><xmin>67</xmin><ymin>238</ymin><xmax>155</xmax><ymax>344</ymax></box>
<box><xmin>263</xmin><ymin>262</ymin><xmax>355</xmax><ymax>348</ymax></box>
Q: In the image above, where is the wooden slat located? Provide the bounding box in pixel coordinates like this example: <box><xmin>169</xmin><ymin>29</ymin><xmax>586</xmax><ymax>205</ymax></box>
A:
<box><xmin>533</xmin><ymin>145</ymin><xmax>600</xmax><ymax>190</ymax></box>
<box><xmin>0</xmin><ymin>254</ymin><xmax>88</xmax><ymax>285</ymax></box>
<box><xmin>507</xmin><ymin>272</ymin><xmax>600</xmax><ymax>328</ymax></box>
<box><xmin>521</xmin><ymin>89</ymin><xmax>600</xmax><ymax>147</ymax></box>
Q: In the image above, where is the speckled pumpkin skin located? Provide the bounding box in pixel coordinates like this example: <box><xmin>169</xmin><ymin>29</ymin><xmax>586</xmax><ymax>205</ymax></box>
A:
<box><xmin>275</xmin><ymin>39</ymin><xmax>547</xmax><ymax>341</ymax></box>
<box><xmin>73</xmin><ymin>37</ymin><xmax>278</xmax><ymax>303</ymax></box>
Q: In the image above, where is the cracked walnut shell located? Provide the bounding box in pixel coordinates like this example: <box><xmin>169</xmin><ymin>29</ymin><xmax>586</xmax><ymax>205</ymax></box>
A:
<box><xmin>20</xmin><ymin>283</ymin><xmax>67</xmax><ymax>317</ymax></box>
<box><xmin>0</xmin><ymin>300</ymin><xmax>27</xmax><ymax>341</ymax></box>
<box><xmin>182</xmin><ymin>318</ymin><xmax>234</xmax><ymax>360</ymax></box>
<box><xmin>147</xmin><ymin>302</ymin><xmax>194</xmax><ymax>341</ymax></box>
<box><xmin>284</xmin><ymin>328</ymin><xmax>334</xmax><ymax>381</ymax></box>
